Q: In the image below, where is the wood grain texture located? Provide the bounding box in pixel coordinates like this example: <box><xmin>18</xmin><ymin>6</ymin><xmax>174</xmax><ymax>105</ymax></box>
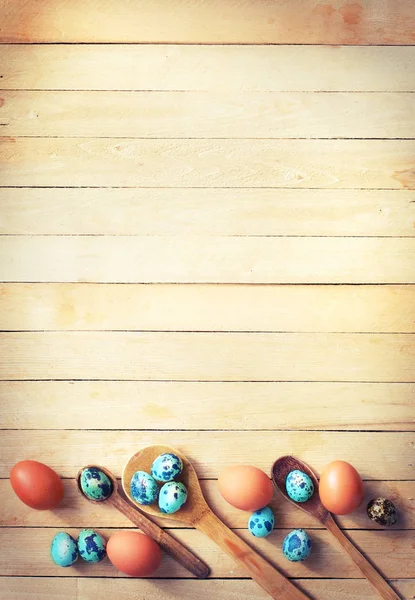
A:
<box><xmin>3</xmin><ymin>91</ymin><xmax>415</xmax><ymax>139</ymax></box>
<box><xmin>1</xmin><ymin>284</ymin><xmax>414</xmax><ymax>333</ymax></box>
<box><xmin>1</xmin><ymin>430</ymin><xmax>413</xmax><ymax>479</ymax></box>
<box><xmin>0</xmin><ymin>528</ymin><xmax>413</xmax><ymax>579</ymax></box>
<box><xmin>1</xmin><ymin>578</ymin><xmax>413</xmax><ymax>600</ymax></box>
<box><xmin>1</xmin><ymin>331</ymin><xmax>414</xmax><ymax>382</ymax></box>
<box><xmin>1</xmin><ymin>237</ymin><xmax>415</xmax><ymax>284</ymax></box>
<box><xmin>1</xmin><ymin>0</ymin><xmax>415</xmax><ymax>44</ymax></box>
<box><xmin>2</xmin><ymin>380</ymin><xmax>414</xmax><ymax>431</ymax></box>
<box><xmin>2</xmin><ymin>138</ymin><xmax>415</xmax><ymax>189</ymax></box>
<box><xmin>0</xmin><ymin>188</ymin><xmax>414</xmax><ymax>237</ymax></box>
<box><xmin>1</xmin><ymin>46</ymin><xmax>415</xmax><ymax>92</ymax></box>
<box><xmin>2</xmin><ymin>479</ymin><xmax>413</xmax><ymax>530</ymax></box>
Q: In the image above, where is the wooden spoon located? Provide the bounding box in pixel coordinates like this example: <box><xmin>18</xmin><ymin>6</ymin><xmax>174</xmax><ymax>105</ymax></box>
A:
<box><xmin>271</xmin><ymin>456</ymin><xmax>401</xmax><ymax>600</ymax></box>
<box><xmin>76</xmin><ymin>464</ymin><xmax>209</xmax><ymax>579</ymax></box>
<box><xmin>122</xmin><ymin>445</ymin><xmax>311</xmax><ymax>600</ymax></box>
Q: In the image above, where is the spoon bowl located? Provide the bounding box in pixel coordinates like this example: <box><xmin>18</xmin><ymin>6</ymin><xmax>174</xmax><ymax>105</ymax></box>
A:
<box><xmin>271</xmin><ymin>455</ymin><xmax>401</xmax><ymax>600</ymax></box>
<box><xmin>122</xmin><ymin>445</ymin><xmax>208</xmax><ymax>526</ymax></box>
<box><xmin>271</xmin><ymin>455</ymin><xmax>329</xmax><ymax>523</ymax></box>
<box><xmin>122</xmin><ymin>445</ymin><xmax>311</xmax><ymax>600</ymax></box>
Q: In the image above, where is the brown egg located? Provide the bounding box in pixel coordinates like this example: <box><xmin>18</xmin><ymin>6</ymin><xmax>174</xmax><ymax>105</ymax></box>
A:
<box><xmin>218</xmin><ymin>465</ymin><xmax>273</xmax><ymax>511</ymax></box>
<box><xmin>107</xmin><ymin>531</ymin><xmax>162</xmax><ymax>577</ymax></box>
<box><xmin>319</xmin><ymin>460</ymin><xmax>364</xmax><ymax>515</ymax></box>
<box><xmin>10</xmin><ymin>460</ymin><xmax>64</xmax><ymax>510</ymax></box>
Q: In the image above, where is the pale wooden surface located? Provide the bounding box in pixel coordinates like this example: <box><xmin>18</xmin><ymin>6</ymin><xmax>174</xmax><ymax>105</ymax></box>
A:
<box><xmin>0</xmin><ymin>1</ymin><xmax>414</xmax><ymax>599</ymax></box>
<box><xmin>0</xmin><ymin>0</ymin><xmax>415</xmax><ymax>44</ymax></box>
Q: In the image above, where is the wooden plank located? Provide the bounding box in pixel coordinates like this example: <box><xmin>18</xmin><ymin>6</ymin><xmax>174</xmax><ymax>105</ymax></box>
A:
<box><xmin>1</xmin><ymin>380</ymin><xmax>414</xmax><ymax>431</ymax></box>
<box><xmin>1</xmin><ymin>46</ymin><xmax>414</xmax><ymax>92</ymax></box>
<box><xmin>0</xmin><ymin>188</ymin><xmax>414</xmax><ymax>237</ymax></box>
<box><xmin>1</xmin><ymin>578</ymin><xmax>413</xmax><ymax>600</ymax></box>
<box><xmin>2</xmin><ymin>138</ymin><xmax>415</xmax><ymax>189</ymax></box>
<box><xmin>1</xmin><ymin>237</ymin><xmax>414</xmax><ymax>284</ymax></box>
<box><xmin>0</xmin><ymin>528</ymin><xmax>413</xmax><ymax>579</ymax></box>
<box><xmin>1</xmin><ymin>284</ymin><xmax>414</xmax><ymax>334</ymax></box>
<box><xmin>1</xmin><ymin>331</ymin><xmax>414</xmax><ymax>382</ymax></box>
<box><xmin>2</xmin><ymin>479</ymin><xmax>413</xmax><ymax>530</ymax></box>
<box><xmin>3</xmin><ymin>91</ymin><xmax>415</xmax><ymax>139</ymax></box>
<box><xmin>0</xmin><ymin>431</ymin><xmax>412</xmax><ymax>479</ymax></box>
<box><xmin>1</xmin><ymin>0</ymin><xmax>415</xmax><ymax>45</ymax></box>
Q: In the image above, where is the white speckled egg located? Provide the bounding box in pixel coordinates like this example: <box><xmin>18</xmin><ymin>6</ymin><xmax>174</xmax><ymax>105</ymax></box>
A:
<box><xmin>158</xmin><ymin>481</ymin><xmax>188</xmax><ymax>514</ymax></box>
<box><xmin>51</xmin><ymin>532</ymin><xmax>78</xmax><ymax>567</ymax></box>
<box><xmin>151</xmin><ymin>453</ymin><xmax>183</xmax><ymax>483</ymax></box>
<box><xmin>248</xmin><ymin>506</ymin><xmax>275</xmax><ymax>537</ymax></box>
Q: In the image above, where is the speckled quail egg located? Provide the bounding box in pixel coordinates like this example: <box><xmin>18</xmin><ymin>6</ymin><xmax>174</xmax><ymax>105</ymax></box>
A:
<box><xmin>151</xmin><ymin>453</ymin><xmax>183</xmax><ymax>483</ymax></box>
<box><xmin>79</xmin><ymin>467</ymin><xmax>113</xmax><ymax>502</ymax></box>
<box><xmin>282</xmin><ymin>529</ymin><xmax>312</xmax><ymax>562</ymax></box>
<box><xmin>248</xmin><ymin>506</ymin><xmax>275</xmax><ymax>538</ymax></box>
<box><xmin>130</xmin><ymin>471</ymin><xmax>159</xmax><ymax>505</ymax></box>
<box><xmin>367</xmin><ymin>498</ymin><xmax>398</xmax><ymax>526</ymax></box>
<box><xmin>78</xmin><ymin>529</ymin><xmax>106</xmax><ymax>563</ymax></box>
<box><xmin>286</xmin><ymin>470</ymin><xmax>314</xmax><ymax>503</ymax></box>
<box><xmin>51</xmin><ymin>532</ymin><xmax>78</xmax><ymax>567</ymax></box>
<box><xmin>158</xmin><ymin>481</ymin><xmax>188</xmax><ymax>514</ymax></box>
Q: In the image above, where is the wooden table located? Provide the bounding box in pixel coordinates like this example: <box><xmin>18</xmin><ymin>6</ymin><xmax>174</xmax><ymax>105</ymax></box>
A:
<box><xmin>0</xmin><ymin>1</ymin><xmax>414</xmax><ymax>598</ymax></box>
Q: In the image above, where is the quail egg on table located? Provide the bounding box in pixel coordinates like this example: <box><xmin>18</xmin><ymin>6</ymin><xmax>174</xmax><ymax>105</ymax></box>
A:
<box><xmin>79</xmin><ymin>467</ymin><xmax>113</xmax><ymax>502</ymax></box>
<box><xmin>151</xmin><ymin>453</ymin><xmax>183</xmax><ymax>482</ymax></box>
<box><xmin>282</xmin><ymin>529</ymin><xmax>312</xmax><ymax>562</ymax></box>
<box><xmin>248</xmin><ymin>506</ymin><xmax>275</xmax><ymax>538</ymax></box>
<box><xmin>367</xmin><ymin>498</ymin><xmax>398</xmax><ymax>526</ymax></box>
<box><xmin>286</xmin><ymin>470</ymin><xmax>314</xmax><ymax>503</ymax></box>
<box><xmin>51</xmin><ymin>532</ymin><xmax>78</xmax><ymax>567</ymax></box>
<box><xmin>158</xmin><ymin>481</ymin><xmax>188</xmax><ymax>514</ymax></box>
<box><xmin>78</xmin><ymin>529</ymin><xmax>107</xmax><ymax>562</ymax></box>
<box><xmin>130</xmin><ymin>471</ymin><xmax>159</xmax><ymax>505</ymax></box>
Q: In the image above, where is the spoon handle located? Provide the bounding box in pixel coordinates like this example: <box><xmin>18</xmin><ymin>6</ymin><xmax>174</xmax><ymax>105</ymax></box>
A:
<box><xmin>196</xmin><ymin>510</ymin><xmax>310</xmax><ymax>600</ymax></box>
<box><xmin>325</xmin><ymin>516</ymin><xmax>401</xmax><ymax>600</ymax></box>
<box><xmin>110</xmin><ymin>493</ymin><xmax>210</xmax><ymax>579</ymax></box>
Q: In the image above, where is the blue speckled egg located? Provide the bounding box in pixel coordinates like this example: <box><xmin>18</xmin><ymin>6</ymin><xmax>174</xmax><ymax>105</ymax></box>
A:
<box><xmin>286</xmin><ymin>470</ymin><xmax>314</xmax><ymax>503</ymax></box>
<box><xmin>78</xmin><ymin>529</ymin><xmax>107</xmax><ymax>563</ymax></box>
<box><xmin>282</xmin><ymin>529</ymin><xmax>312</xmax><ymax>562</ymax></box>
<box><xmin>151</xmin><ymin>453</ymin><xmax>183</xmax><ymax>483</ymax></box>
<box><xmin>248</xmin><ymin>506</ymin><xmax>275</xmax><ymax>538</ymax></box>
<box><xmin>51</xmin><ymin>532</ymin><xmax>78</xmax><ymax>567</ymax></box>
<box><xmin>158</xmin><ymin>481</ymin><xmax>188</xmax><ymax>514</ymax></box>
<box><xmin>80</xmin><ymin>467</ymin><xmax>113</xmax><ymax>502</ymax></box>
<box><xmin>130</xmin><ymin>471</ymin><xmax>159</xmax><ymax>505</ymax></box>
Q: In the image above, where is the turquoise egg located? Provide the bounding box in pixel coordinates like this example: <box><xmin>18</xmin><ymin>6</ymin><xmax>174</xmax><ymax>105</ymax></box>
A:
<box><xmin>51</xmin><ymin>532</ymin><xmax>78</xmax><ymax>567</ymax></box>
<box><xmin>286</xmin><ymin>470</ymin><xmax>314</xmax><ymax>503</ymax></box>
<box><xmin>130</xmin><ymin>471</ymin><xmax>159</xmax><ymax>505</ymax></box>
<box><xmin>151</xmin><ymin>453</ymin><xmax>183</xmax><ymax>483</ymax></box>
<box><xmin>282</xmin><ymin>529</ymin><xmax>312</xmax><ymax>562</ymax></box>
<box><xmin>248</xmin><ymin>506</ymin><xmax>275</xmax><ymax>538</ymax></box>
<box><xmin>158</xmin><ymin>481</ymin><xmax>188</xmax><ymax>514</ymax></box>
<box><xmin>80</xmin><ymin>467</ymin><xmax>113</xmax><ymax>502</ymax></box>
<box><xmin>78</xmin><ymin>529</ymin><xmax>106</xmax><ymax>563</ymax></box>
